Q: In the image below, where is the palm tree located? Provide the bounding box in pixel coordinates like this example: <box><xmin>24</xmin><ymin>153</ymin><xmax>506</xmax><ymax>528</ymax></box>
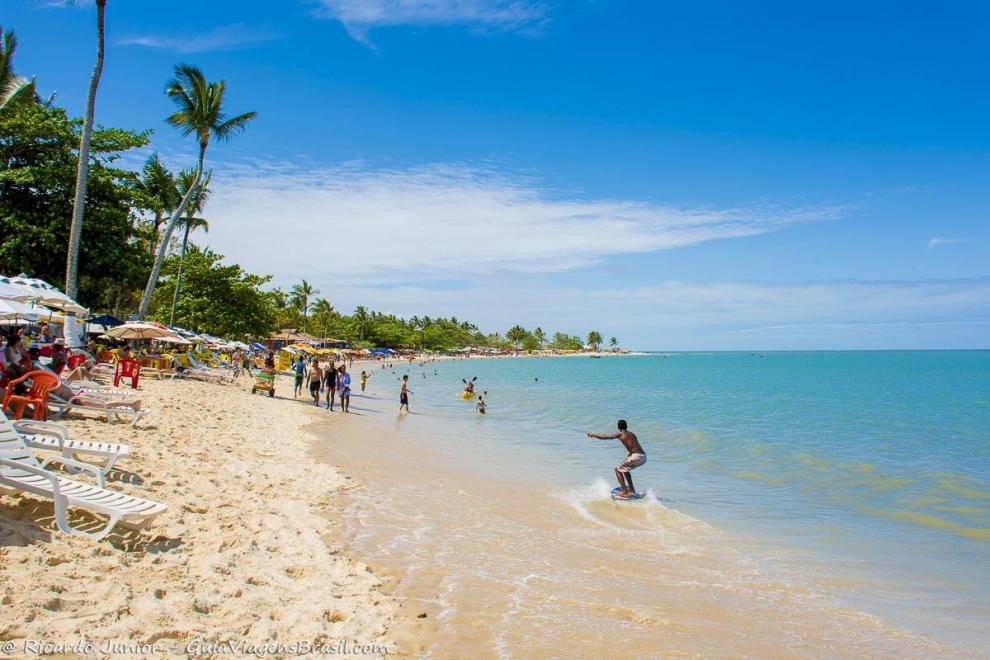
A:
<box><xmin>65</xmin><ymin>0</ymin><xmax>107</xmax><ymax>302</ymax></box>
<box><xmin>135</xmin><ymin>153</ymin><xmax>180</xmax><ymax>258</ymax></box>
<box><xmin>311</xmin><ymin>298</ymin><xmax>334</xmax><ymax>343</ymax></box>
<box><xmin>290</xmin><ymin>279</ymin><xmax>318</xmax><ymax>334</ymax></box>
<box><xmin>533</xmin><ymin>327</ymin><xmax>547</xmax><ymax>350</ymax></box>
<box><xmin>0</xmin><ymin>27</ymin><xmax>35</xmax><ymax>115</ymax></box>
<box><xmin>587</xmin><ymin>330</ymin><xmax>603</xmax><ymax>351</ymax></box>
<box><xmin>168</xmin><ymin>168</ymin><xmax>212</xmax><ymax>326</ymax></box>
<box><xmin>353</xmin><ymin>306</ymin><xmax>370</xmax><ymax>342</ymax></box>
<box><xmin>609</xmin><ymin>336</ymin><xmax>618</xmax><ymax>350</ymax></box>
<box><xmin>138</xmin><ymin>64</ymin><xmax>257</xmax><ymax>318</ymax></box>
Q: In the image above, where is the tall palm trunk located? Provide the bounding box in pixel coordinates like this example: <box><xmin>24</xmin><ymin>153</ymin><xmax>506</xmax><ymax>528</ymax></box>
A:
<box><xmin>169</xmin><ymin>221</ymin><xmax>192</xmax><ymax>326</ymax></box>
<box><xmin>138</xmin><ymin>145</ymin><xmax>204</xmax><ymax>319</ymax></box>
<box><xmin>64</xmin><ymin>0</ymin><xmax>106</xmax><ymax>302</ymax></box>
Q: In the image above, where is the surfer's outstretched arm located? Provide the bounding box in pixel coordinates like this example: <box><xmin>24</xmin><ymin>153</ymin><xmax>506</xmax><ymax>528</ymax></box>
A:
<box><xmin>587</xmin><ymin>432</ymin><xmax>621</xmax><ymax>440</ymax></box>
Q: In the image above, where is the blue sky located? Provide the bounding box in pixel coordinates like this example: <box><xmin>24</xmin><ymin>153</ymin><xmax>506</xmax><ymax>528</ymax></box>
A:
<box><xmin>7</xmin><ymin>0</ymin><xmax>989</xmax><ymax>349</ymax></box>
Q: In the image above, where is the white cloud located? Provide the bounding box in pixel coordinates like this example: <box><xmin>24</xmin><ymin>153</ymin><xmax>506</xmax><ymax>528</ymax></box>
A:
<box><xmin>312</xmin><ymin>0</ymin><xmax>549</xmax><ymax>44</ymax></box>
<box><xmin>926</xmin><ymin>237</ymin><xmax>970</xmax><ymax>251</ymax></box>
<box><xmin>204</xmin><ymin>160</ymin><xmax>842</xmax><ymax>287</ymax></box>
<box><xmin>116</xmin><ymin>24</ymin><xmax>281</xmax><ymax>53</ymax></box>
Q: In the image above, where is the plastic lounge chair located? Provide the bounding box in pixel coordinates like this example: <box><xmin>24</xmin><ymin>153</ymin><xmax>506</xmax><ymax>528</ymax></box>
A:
<box><xmin>67</xmin><ymin>354</ymin><xmax>87</xmax><ymax>370</ymax></box>
<box><xmin>0</xmin><ymin>411</ymin><xmax>164</xmax><ymax>540</ymax></box>
<box><xmin>2</xmin><ymin>370</ymin><xmax>60</xmax><ymax>421</ymax></box>
<box><xmin>47</xmin><ymin>392</ymin><xmax>146</xmax><ymax>427</ymax></box>
<box><xmin>13</xmin><ymin>419</ymin><xmax>129</xmax><ymax>488</ymax></box>
<box><xmin>114</xmin><ymin>358</ymin><xmax>140</xmax><ymax>388</ymax></box>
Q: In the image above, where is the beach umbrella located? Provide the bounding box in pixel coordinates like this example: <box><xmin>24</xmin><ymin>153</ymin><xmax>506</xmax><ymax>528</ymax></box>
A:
<box><xmin>155</xmin><ymin>333</ymin><xmax>193</xmax><ymax>345</ymax></box>
<box><xmin>106</xmin><ymin>322</ymin><xmax>171</xmax><ymax>340</ymax></box>
<box><xmin>250</xmin><ymin>342</ymin><xmax>266</xmax><ymax>350</ymax></box>
<box><xmin>87</xmin><ymin>314</ymin><xmax>123</xmax><ymax>327</ymax></box>
<box><xmin>0</xmin><ymin>298</ymin><xmax>43</xmax><ymax>321</ymax></box>
<box><xmin>8</xmin><ymin>276</ymin><xmax>87</xmax><ymax>314</ymax></box>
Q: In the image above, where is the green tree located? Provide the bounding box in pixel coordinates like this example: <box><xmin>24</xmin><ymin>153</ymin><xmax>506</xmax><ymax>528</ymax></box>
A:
<box><xmin>311</xmin><ymin>297</ymin><xmax>334</xmax><ymax>341</ymax></box>
<box><xmin>587</xmin><ymin>330</ymin><xmax>603</xmax><ymax>351</ymax></box>
<box><xmin>0</xmin><ymin>27</ymin><xmax>35</xmax><ymax>115</ymax></box>
<box><xmin>289</xmin><ymin>279</ymin><xmax>317</xmax><ymax>334</ymax></box>
<box><xmin>169</xmin><ymin>168</ymin><xmax>212</xmax><ymax>326</ymax></box>
<box><xmin>65</xmin><ymin>0</ymin><xmax>107</xmax><ymax>303</ymax></box>
<box><xmin>150</xmin><ymin>246</ymin><xmax>277</xmax><ymax>338</ymax></box>
<box><xmin>134</xmin><ymin>152</ymin><xmax>180</xmax><ymax>258</ymax></box>
<box><xmin>505</xmin><ymin>325</ymin><xmax>530</xmax><ymax>347</ymax></box>
<box><xmin>139</xmin><ymin>64</ymin><xmax>257</xmax><ymax>319</ymax></box>
<box><xmin>533</xmin><ymin>327</ymin><xmax>547</xmax><ymax>350</ymax></box>
<box><xmin>0</xmin><ymin>98</ymin><xmax>150</xmax><ymax>308</ymax></box>
<box><xmin>609</xmin><ymin>336</ymin><xmax>618</xmax><ymax>350</ymax></box>
<box><xmin>551</xmin><ymin>332</ymin><xmax>584</xmax><ymax>351</ymax></box>
<box><xmin>353</xmin><ymin>305</ymin><xmax>370</xmax><ymax>341</ymax></box>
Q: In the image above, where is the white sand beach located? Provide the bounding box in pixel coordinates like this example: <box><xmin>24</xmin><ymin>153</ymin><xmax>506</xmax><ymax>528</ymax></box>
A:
<box><xmin>0</xmin><ymin>374</ymin><xmax>432</xmax><ymax>656</ymax></box>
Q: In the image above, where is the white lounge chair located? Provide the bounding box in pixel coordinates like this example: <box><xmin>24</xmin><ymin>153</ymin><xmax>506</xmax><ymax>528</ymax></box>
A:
<box><xmin>13</xmin><ymin>419</ymin><xmax>129</xmax><ymax>488</ymax></box>
<box><xmin>0</xmin><ymin>412</ymin><xmax>165</xmax><ymax>540</ymax></box>
<box><xmin>47</xmin><ymin>392</ymin><xmax>147</xmax><ymax>427</ymax></box>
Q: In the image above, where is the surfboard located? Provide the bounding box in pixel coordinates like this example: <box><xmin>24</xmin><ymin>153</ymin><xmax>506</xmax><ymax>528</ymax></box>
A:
<box><xmin>611</xmin><ymin>487</ymin><xmax>644</xmax><ymax>501</ymax></box>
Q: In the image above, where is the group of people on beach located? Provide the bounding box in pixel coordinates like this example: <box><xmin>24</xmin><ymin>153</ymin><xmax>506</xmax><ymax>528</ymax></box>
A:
<box><xmin>291</xmin><ymin>355</ymin><xmax>375</xmax><ymax>413</ymax></box>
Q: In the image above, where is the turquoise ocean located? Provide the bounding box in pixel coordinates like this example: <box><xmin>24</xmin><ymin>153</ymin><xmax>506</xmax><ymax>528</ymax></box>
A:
<box><xmin>334</xmin><ymin>351</ymin><xmax>990</xmax><ymax>654</ymax></box>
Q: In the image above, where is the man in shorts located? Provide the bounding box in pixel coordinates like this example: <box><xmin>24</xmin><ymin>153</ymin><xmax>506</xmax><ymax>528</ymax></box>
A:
<box><xmin>292</xmin><ymin>355</ymin><xmax>306</xmax><ymax>398</ymax></box>
<box><xmin>308</xmin><ymin>360</ymin><xmax>323</xmax><ymax>405</ymax></box>
<box><xmin>587</xmin><ymin>419</ymin><xmax>646</xmax><ymax>499</ymax></box>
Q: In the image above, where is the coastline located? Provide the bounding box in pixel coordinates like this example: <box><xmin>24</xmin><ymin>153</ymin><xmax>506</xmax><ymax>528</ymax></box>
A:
<box><xmin>0</xmin><ymin>375</ymin><xmax>414</xmax><ymax>655</ymax></box>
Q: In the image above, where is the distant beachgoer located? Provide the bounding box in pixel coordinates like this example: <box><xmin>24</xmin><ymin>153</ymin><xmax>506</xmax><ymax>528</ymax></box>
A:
<box><xmin>476</xmin><ymin>396</ymin><xmax>486</xmax><ymax>415</ymax></box>
<box><xmin>264</xmin><ymin>351</ymin><xmax>275</xmax><ymax>371</ymax></box>
<box><xmin>293</xmin><ymin>355</ymin><xmax>306</xmax><ymax>397</ymax></box>
<box><xmin>308</xmin><ymin>361</ymin><xmax>323</xmax><ymax>405</ymax></box>
<box><xmin>49</xmin><ymin>342</ymin><xmax>68</xmax><ymax>374</ymax></box>
<box><xmin>4</xmin><ymin>333</ymin><xmax>29</xmax><ymax>380</ymax></box>
<box><xmin>118</xmin><ymin>343</ymin><xmax>133</xmax><ymax>361</ymax></box>
<box><xmin>325</xmin><ymin>362</ymin><xmax>338</xmax><ymax>410</ymax></box>
<box><xmin>338</xmin><ymin>365</ymin><xmax>351</xmax><ymax>413</ymax></box>
<box><xmin>399</xmin><ymin>374</ymin><xmax>411</xmax><ymax>413</ymax></box>
<box><xmin>587</xmin><ymin>419</ymin><xmax>647</xmax><ymax>500</ymax></box>
<box><xmin>359</xmin><ymin>370</ymin><xmax>369</xmax><ymax>392</ymax></box>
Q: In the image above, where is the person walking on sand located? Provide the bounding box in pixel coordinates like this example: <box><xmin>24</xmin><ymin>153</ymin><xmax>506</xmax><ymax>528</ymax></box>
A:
<box><xmin>293</xmin><ymin>355</ymin><xmax>307</xmax><ymax>398</ymax></box>
<box><xmin>587</xmin><ymin>419</ymin><xmax>646</xmax><ymax>500</ymax></box>
<box><xmin>337</xmin><ymin>365</ymin><xmax>352</xmax><ymax>413</ymax></box>
<box><xmin>325</xmin><ymin>361</ymin><xmax>338</xmax><ymax>411</ymax></box>
<box><xmin>399</xmin><ymin>374</ymin><xmax>412</xmax><ymax>413</ymax></box>
<box><xmin>308</xmin><ymin>360</ymin><xmax>324</xmax><ymax>406</ymax></box>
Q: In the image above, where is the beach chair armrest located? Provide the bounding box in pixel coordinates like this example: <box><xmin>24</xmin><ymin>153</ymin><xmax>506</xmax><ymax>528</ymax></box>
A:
<box><xmin>38</xmin><ymin>455</ymin><xmax>104</xmax><ymax>483</ymax></box>
<box><xmin>14</xmin><ymin>419</ymin><xmax>71</xmax><ymax>449</ymax></box>
<box><xmin>0</xmin><ymin>456</ymin><xmax>64</xmax><ymax>494</ymax></box>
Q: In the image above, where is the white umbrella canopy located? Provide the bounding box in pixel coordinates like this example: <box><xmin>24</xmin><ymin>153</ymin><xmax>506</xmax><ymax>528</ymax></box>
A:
<box><xmin>0</xmin><ymin>298</ymin><xmax>43</xmax><ymax>321</ymax></box>
<box><xmin>8</xmin><ymin>276</ymin><xmax>87</xmax><ymax>314</ymax></box>
<box><xmin>154</xmin><ymin>333</ymin><xmax>193</xmax><ymax>345</ymax></box>
<box><xmin>106</xmin><ymin>322</ymin><xmax>171</xmax><ymax>340</ymax></box>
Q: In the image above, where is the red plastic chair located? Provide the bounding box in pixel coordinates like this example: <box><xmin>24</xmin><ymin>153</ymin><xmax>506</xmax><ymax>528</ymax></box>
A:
<box><xmin>67</xmin><ymin>354</ymin><xmax>87</xmax><ymax>370</ymax></box>
<box><xmin>114</xmin><ymin>358</ymin><xmax>140</xmax><ymax>388</ymax></box>
<box><xmin>2</xmin><ymin>370</ymin><xmax>61</xmax><ymax>421</ymax></box>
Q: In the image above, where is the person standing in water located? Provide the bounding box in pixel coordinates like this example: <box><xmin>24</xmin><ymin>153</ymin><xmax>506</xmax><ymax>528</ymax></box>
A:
<box><xmin>587</xmin><ymin>419</ymin><xmax>646</xmax><ymax>499</ymax></box>
<box><xmin>476</xmin><ymin>396</ymin><xmax>486</xmax><ymax>414</ymax></box>
<box><xmin>359</xmin><ymin>370</ymin><xmax>370</xmax><ymax>392</ymax></box>
<box><xmin>399</xmin><ymin>374</ymin><xmax>411</xmax><ymax>413</ymax></box>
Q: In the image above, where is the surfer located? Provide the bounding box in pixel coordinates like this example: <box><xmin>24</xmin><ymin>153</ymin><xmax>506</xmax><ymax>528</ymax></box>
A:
<box><xmin>587</xmin><ymin>420</ymin><xmax>646</xmax><ymax>499</ymax></box>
